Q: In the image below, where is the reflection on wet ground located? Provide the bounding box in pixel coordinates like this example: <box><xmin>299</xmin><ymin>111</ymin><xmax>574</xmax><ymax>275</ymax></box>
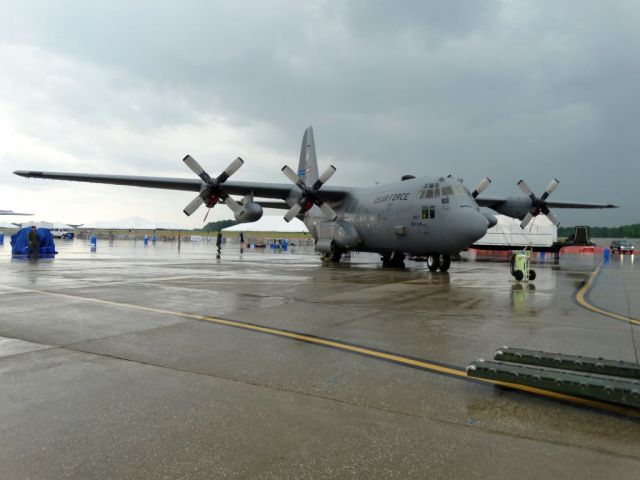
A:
<box><xmin>0</xmin><ymin>238</ymin><xmax>639</xmax><ymax>478</ymax></box>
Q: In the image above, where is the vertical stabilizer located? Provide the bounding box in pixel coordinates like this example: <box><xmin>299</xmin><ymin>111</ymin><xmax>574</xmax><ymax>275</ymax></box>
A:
<box><xmin>297</xmin><ymin>126</ymin><xmax>319</xmax><ymax>185</ymax></box>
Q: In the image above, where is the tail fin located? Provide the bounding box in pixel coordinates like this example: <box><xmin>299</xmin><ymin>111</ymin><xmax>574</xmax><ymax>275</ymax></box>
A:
<box><xmin>297</xmin><ymin>126</ymin><xmax>319</xmax><ymax>185</ymax></box>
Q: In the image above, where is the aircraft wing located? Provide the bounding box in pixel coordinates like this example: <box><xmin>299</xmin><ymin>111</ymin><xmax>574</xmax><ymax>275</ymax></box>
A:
<box><xmin>475</xmin><ymin>197</ymin><xmax>508</xmax><ymax>210</ymax></box>
<box><xmin>543</xmin><ymin>200</ymin><xmax>618</xmax><ymax>209</ymax></box>
<box><xmin>13</xmin><ymin>170</ymin><xmax>349</xmax><ymax>202</ymax></box>
<box><xmin>477</xmin><ymin>193</ymin><xmax>618</xmax><ymax>227</ymax></box>
<box><xmin>476</xmin><ymin>197</ymin><xmax>617</xmax><ymax>210</ymax></box>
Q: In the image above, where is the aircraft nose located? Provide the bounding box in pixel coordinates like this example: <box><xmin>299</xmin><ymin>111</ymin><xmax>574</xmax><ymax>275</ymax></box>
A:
<box><xmin>446</xmin><ymin>208</ymin><xmax>489</xmax><ymax>247</ymax></box>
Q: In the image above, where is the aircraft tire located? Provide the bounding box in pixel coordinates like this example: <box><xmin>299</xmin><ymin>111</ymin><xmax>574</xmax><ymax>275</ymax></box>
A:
<box><xmin>439</xmin><ymin>254</ymin><xmax>451</xmax><ymax>272</ymax></box>
<box><xmin>427</xmin><ymin>254</ymin><xmax>440</xmax><ymax>271</ymax></box>
<box><xmin>528</xmin><ymin>269</ymin><xmax>536</xmax><ymax>281</ymax></box>
<box><xmin>509</xmin><ymin>254</ymin><xmax>516</xmax><ymax>276</ymax></box>
<box><xmin>382</xmin><ymin>251</ymin><xmax>405</xmax><ymax>267</ymax></box>
<box><xmin>392</xmin><ymin>252</ymin><xmax>405</xmax><ymax>268</ymax></box>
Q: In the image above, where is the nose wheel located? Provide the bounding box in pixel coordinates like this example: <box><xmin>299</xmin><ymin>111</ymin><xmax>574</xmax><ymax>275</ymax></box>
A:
<box><xmin>382</xmin><ymin>251</ymin><xmax>406</xmax><ymax>268</ymax></box>
<box><xmin>427</xmin><ymin>254</ymin><xmax>450</xmax><ymax>272</ymax></box>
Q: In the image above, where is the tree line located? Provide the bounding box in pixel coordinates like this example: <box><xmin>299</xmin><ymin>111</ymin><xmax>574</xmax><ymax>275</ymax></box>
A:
<box><xmin>558</xmin><ymin>223</ymin><xmax>640</xmax><ymax>238</ymax></box>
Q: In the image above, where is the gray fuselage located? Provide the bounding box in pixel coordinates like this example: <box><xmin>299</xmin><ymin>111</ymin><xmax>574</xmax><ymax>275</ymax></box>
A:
<box><xmin>303</xmin><ymin>176</ymin><xmax>490</xmax><ymax>256</ymax></box>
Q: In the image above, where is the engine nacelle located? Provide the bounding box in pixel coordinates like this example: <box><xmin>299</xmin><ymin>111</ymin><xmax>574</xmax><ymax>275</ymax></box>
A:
<box><xmin>492</xmin><ymin>197</ymin><xmax>532</xmax><ymax>220</ymax></box>
<box><xmin>234</xmin><ymin>202</ymin><xmax>263</xmax><ymax>223</ymax></box>
<box><xmin>315</xmin><ymin>239</ymin><xmax>333</xmax><ymax>254</ymax></box>
<box><xmin>483</xmin><ymin>212</ymin><xmax>498</xmax><ymax>228</ymax></box>
<box><xmin>315</xmin><ymin>219</ymin><xmax>361</xmax><ymax>253</ymax></box>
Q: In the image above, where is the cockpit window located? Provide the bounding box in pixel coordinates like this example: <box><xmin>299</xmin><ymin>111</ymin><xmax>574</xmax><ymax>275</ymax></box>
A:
<box><xmin>437</xmin><ymin>184</ymin><xmax>473</xmax><ymax>198</ymax></box>
<box><xmin>418</xmin><ymin>183</ymin><xmax>446</xmax><ymax>200</ymax></box>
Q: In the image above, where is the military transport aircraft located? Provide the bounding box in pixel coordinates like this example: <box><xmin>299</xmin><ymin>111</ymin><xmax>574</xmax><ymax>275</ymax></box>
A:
<box><xmin>14</xmin><ymin>127</ymin><xmax>616</xmax><ymax>271</ymax></box>
<box><xmin>0</xmin><ymin>210</ymin><xmax>32</xmax><ymax>216</ymax></box>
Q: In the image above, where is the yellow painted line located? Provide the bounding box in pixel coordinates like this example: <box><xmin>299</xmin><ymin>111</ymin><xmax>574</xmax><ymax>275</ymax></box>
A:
<box><xmin>1</xmin><ymin>284</ymin><xmax>638</xmax><ymax>417</ymax></box>
<box><xmin>575</xmin><ymin>262</ymin><xmax>640</xmax><ymax>326</ymax></box>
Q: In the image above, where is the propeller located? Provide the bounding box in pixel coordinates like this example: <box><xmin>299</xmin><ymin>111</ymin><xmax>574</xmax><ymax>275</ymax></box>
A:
<box><xmin>182</xmin><ymin>155</ymin><xmax>244</xmax><ymax>218</ymax></box>
<box><xmin>516</xmin><ymin>178</ymin><xmax>561</xmax><ymax>228</ymax></box>
<box><xmin>281</xmin><ymin>164</ymin><xmax>337</xmax><ymax>222</ymax></box>
<box><xmin>471</xmin><ymin>177</ymin><xmax>492</xmax><ymax>198</ymax></box>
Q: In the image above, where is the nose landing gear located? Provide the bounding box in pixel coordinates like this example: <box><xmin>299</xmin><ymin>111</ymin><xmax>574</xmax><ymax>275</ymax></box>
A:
<box><xmin>381</xmin><ymin>251</ymin><xmax>406</xmax><ymax>268</ymax></box>
<box><xmin>427</xmin><ymin>254</ymin><xmax>450</xmax><ymax>272</ymax></box>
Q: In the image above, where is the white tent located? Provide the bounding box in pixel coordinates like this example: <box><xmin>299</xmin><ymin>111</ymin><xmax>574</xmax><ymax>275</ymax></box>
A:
<box><xmin>82</xmin><ymin>216</ymin><xmax>186</xmax><ymax>230</ymax></box>
<box><xmin>51</xmin><ymin>221</ymin><xmax>74</xmax><ymax>230</ymax></box>
<box><xmin>474</xmin><ymin>214</ymin><xmax>557</xmax><ymax>248</ymax></box>
<box><xmin>223</xmin><ymin>215</ymin><xmax>308</xmax><ymax>233</ymax></box>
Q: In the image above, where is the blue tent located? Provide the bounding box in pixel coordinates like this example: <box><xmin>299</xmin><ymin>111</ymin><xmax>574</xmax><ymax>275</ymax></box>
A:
<box><xmin>10</xmin><ymin>227</ymin><xmax>58</xmax><ymax>256</ymax></box>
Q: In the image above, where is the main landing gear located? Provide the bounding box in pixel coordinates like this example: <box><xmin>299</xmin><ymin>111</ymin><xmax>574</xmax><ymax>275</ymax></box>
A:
<box><xmin>329</xmin><ymin>242</ymin><xmax>343</xmax><ymax>263</ymax></box>
<box><xmin>321</xmin><ymin>241</ymin><xmax>343</xmax><ymax>263</ymax></box>
<box><xmin>427</xmin><ymin>254</ymin><xmax>451</xmax><ymax>272</ymax></box>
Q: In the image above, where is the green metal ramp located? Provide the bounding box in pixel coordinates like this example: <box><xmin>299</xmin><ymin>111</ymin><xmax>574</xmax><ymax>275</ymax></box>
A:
<box><xmin>467</xmin><ymin>347</ymin><xmax>640</xmax><ymax>409</ymax></box>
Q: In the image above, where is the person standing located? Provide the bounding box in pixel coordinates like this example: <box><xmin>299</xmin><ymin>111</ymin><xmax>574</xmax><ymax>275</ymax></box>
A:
<box><xmin>28</xmin><ymin>225</ymin><xmax>40</xmax><ymax>258</ymax></box>
<box><xmin>216</xmin><ymin>231</ymin><xmax>222</xmax><ymax>258</ymax></box>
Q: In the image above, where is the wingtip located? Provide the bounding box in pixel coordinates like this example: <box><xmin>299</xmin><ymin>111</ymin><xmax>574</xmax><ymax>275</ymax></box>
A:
<box><xmin>14</xmin><ymin>170</ymin><xmax>41</xmax><ymax>178</ymax></box>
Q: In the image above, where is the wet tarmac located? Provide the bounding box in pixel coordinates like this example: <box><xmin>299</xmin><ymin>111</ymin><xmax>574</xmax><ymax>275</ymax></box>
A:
<box><xmin>0</xmin><ymin>239</ymin><xmax>639</xmax><ymax>479</ymax></box>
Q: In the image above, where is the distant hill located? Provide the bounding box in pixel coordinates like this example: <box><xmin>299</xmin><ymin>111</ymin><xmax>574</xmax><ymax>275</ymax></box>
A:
<box><xmin>558</xmin><ymin>223</ymin><xmax>640</xmax><ymax>238</ymax></box>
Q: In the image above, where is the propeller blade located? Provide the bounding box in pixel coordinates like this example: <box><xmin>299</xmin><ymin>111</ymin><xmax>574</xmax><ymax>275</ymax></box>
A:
<box><xmin>472</xmin><ymin>177</ymin><xmax>492</xmax><ymax>198</ymax></box>
<box><xmin>224</xmin><ymin>195</ymin><xmax>243</xmax><ymax>215</ymax></box>
<box><xmin>520</xmin><ymin>212</ymin><xmax>534</xmax><ymax>229</ymax></box>
<box><xmin>183</xmin><ymin>194</ymin><xmax>205</xmax><ymax>216</ymax></box>
<box><xmin>283</xmin><ymin>202</ymin><xmax>303</xmax><ymax>222</ymax></box>
<box><xmin>311</xmin><ymin>165</ymin><xmax>336</xmax><ymax>191</ymax></box>
<box><xmin>318</xmin><ymin>201</ymin><xmax>338</xmax><ymax>221</ymax></box>
<box><xmin>545</xmin><ymin>210</ymin><xmax>560</xmax><ymax>226</ymax></box>
<box><xmin>516</xmin><ymin>179</ymin><xmax>535</xmax><ymax>200</ymax></box>
<box><xmin>317</xmin><ymin>165</ymin><xmax>337</xmax><ymax>187</ymax></box>
<box><xmin>217</xmin><ymin>157</ymin><xmax>244</xmax><ymax>183</ymax></box>
<box><xmin>541</xmin><ymin>178</ymin><xmax>560</xmax><ymax>200</ymax></box>
<box><xmin>183</xmin><ymin>155</ymin><xmax>211</xmax><ymax>183</ymax></box>
<box><xmin>281</xmin><ymin>165</ymin><xmax>301</xmax><ymax>185</ymax></box>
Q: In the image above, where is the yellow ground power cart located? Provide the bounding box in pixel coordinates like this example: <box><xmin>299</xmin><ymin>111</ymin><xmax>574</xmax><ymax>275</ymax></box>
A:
<box><xmin>510</xmin><ymin>245</ymin><xmax>536</xmax><ymax>281</ymax></box>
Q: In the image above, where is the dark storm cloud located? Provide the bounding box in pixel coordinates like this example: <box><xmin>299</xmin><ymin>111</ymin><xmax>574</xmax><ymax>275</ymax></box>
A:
<box><xmin>2</xmin><ymin>1</ymin><xmax>638</xmax><ymax>225</ymax></box>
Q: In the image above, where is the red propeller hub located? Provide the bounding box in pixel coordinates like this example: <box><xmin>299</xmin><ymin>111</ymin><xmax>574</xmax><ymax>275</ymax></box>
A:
<box><xmin>302</xmin><ymin>198</ymin><xmax>314</xmax><ymax>212</ymax></box>
<box><xmin>205</xmin><ymin>195</ymin><xmax>219</xmax><ymax>208</ymax></box>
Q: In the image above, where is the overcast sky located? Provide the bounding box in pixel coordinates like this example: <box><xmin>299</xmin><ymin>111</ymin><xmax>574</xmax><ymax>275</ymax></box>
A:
<box><xmin>1</xmin><ymin>0</ymin><xmax>638</xmax><ymax>228</ymax></box>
